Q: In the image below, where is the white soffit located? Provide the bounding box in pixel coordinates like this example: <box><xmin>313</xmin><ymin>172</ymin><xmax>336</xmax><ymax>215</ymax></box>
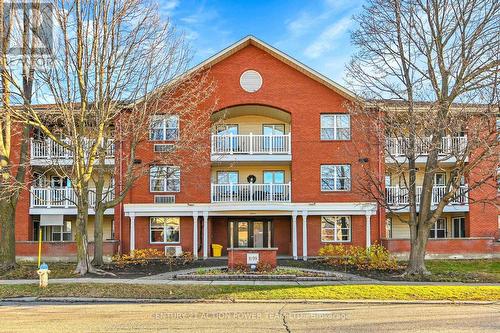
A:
<box><xmin>40</xmin><ymin>214</ymin><xmax>64</xmax><ymax>226</ymax></box>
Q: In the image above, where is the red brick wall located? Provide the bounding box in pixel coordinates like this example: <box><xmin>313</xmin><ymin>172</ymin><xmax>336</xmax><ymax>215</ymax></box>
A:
<box><xmin>298</xmin><ymin>215</ymin><xmax>376</xmax><ymax>256</ymax></box>
<box><xmin>381</xmin><ymin>238</ymin><xmax>498</xmax><ymax>254</ymax></box>
<box><xmin>16</xmin><ymin>241</ymin><xmax>119</xmax><ymax>257</ymax></box>
<box><xmin>130</xmin><ymin>216</ymin><xmax>194</xmax><ymax>255</ymax></box>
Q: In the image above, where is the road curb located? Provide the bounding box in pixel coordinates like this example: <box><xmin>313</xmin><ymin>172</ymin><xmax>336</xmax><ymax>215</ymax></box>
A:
<box><xmin>1</xmin><ymin>296</ymin><xmax>498</xmax><ymax>305</ymax></box>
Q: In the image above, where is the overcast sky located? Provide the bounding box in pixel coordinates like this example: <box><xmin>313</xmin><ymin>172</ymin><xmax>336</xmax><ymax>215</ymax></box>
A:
<box><xmin>159</xmin><ymin>0</ymin><xmax>365</xmax><ymax>85</ymax></box>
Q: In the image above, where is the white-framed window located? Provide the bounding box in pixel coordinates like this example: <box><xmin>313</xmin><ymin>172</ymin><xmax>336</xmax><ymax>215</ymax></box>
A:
<box><xmin>452</xmin><ymin>217</ymin><xmax>466</xmax><ymax>238</ymax></box>
<box><xmin>321</xmin><ymin>164</ymin><xmax>351</xmax><ymax>191</ymax></box>
<box><xmin>386</xmin><ymin>217</ymin><xmax>393</xmax><ymax>238</ymax></box>
<box><xmin>150</xmin><ymin>217</ymin><xmax>180</xmax><ymax>243</ymax></box>
<box><xmin>51</xmin><ymin>221</ymin><xmax>72</xmax><ymax>241</ymax></box>
<box><xmin>149</xmin><ymin>115</ymin><xmax>179</xmax><ymax>141</ymax></box>
<box><xmin>429</xmin><ymin>218</ymin><xmax>447</xmax><ymax>239</ymax></box>
<box><xmin>150</xmin><ymin>166</ymin><xmax>180</xmax><ymax>192</ymax></box>
<box><xmin>320</xmin><ymin>114</ymin><xmax>350</xmax><ymax>140</ymax></box>
<box><xmin>321</xmin><ymin>216</ymin><xmax>351</xmax><ymax>242</ymax></box>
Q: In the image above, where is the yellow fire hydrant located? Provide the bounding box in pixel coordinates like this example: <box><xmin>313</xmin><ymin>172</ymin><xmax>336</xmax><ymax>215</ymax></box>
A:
<box><xmin>37</xmin><ymin>263</ymin><xmax>51</xmax><ymax>288</ymax></box>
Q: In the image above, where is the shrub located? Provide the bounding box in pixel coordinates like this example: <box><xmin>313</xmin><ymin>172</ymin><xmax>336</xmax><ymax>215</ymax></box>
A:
<box><xmin>230</xmin><ymin>263</ymin><xmax>249</xmax><ymax>273</ymax></box>
<box><xmin>256</xmin><ymin>262</ymin><xmax>273</xmax><ymax>272</ymax></box>
<box><xmin>318</xmin><ymin>243</ymin><xmax>397</xmax><ymax>271</ymax></box>
<box><xmin>111</xmin><ymin>249</ymin><xmax>194</xmax><ymax>268</ymax></box>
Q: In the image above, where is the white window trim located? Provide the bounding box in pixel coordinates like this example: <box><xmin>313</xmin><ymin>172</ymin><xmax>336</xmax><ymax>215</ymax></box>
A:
<box><xmin>320</xmin><ymin>216</ymin><xmax>352</xmax><ymax>243</ymax></box>
<box><xmin>149</xmin><ymin>217</ymin><xmax>181</xmax><ymax>244</ymax></box>
<box><xmin>429</xmin><ymin>218</ymin><xmax>447</xmax><ymax>239</ymax></box>
<box><xmin>451</xmin><ymin>217</ymin><xmax>466</xmax><ymax>238</ymax></box>
<box><xmin>320</xmin><ymin>114</ymin><xmax>351</xmax><ymax>140</ymax></box>
<box><xmin>149</xmin><ymin>115</ymin><xmax>179</xmax><ymax>141</ymax></box>
<box><xmin>320</xmin><ymin>164</ymin><xmax>351</xmax><ymax>192</ymax></box>
<box><xmin>51</xmin><ymin>221</ymin><xmax>73</xmax><ymax>242</ymax></box>
<box><xmin>149</xmin><ymin>166</ymin><xmax>181</xmax><ymax>193</ymax></box>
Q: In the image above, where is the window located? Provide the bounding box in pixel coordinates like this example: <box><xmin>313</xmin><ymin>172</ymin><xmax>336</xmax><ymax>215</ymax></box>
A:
<box><xmin>150</xmin><ymin>166</ymin><xmax>180</xmax><ymax>192</ymax></box>
<box><xmin>321</xmin><ymin>165</ymin><xmax>351</xmax><ymax>191</ymax></box>
<box><xmin>150</xmin><ymin>217</ymin><xmax>180</xmax><ymax>243</ymax></box>
<box><xmin>386</xmin><ymin>217</ymin><xmax>393</xmax><ymax>238</ymax></box>
<box><xmin>320</xmin><ymin>114</ymin><xmax>350</xmax><ymax>140</ymax></box>
<box><xmin>217</xmin><ymin>171</ymin><xmax>239</xmax><ymax>184</ymax></box>
<box><xmin>51</xmin><ymin>221</ymin><xmax>72</xmax><ymax>241</ymax></box>
<box><xmin>215</xmin><ymin>124</ymin><xmax>238</xmax><ymax>135</ymax></box>
<box><xmin>321</xmin><ymin>216</ymin><xmax>351</xmax><ymax>242</ymax></box>
<box><xmin>429</xmin><ymin>218</ymin><xmax>447</xmax><ymax>239</ymax></box>
<box><xmin>263</xmin><ymin>170</ymin><xmax>285</xmax><ymax>184</ymax></box>
<box><xmin>434</xmin><ymin>173</ymin><xmax>446</xmax><ymax>186</ymax></box>
<box><xmin>263</xmin><ymin>124</ymin><xmax>286</xmax><ymax>150</ymax></box>
<box><xmin>149</xmin><ymin>115</ymin><xmax>179</xmax><ymax>141</ymax></box>
<box><xmin>452</xmin><ymin>217</ymin><xmax>466</xmax><ymax>238</ymax></box>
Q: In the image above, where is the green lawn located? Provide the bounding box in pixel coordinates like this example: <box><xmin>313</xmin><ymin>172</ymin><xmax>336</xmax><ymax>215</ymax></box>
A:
<box><xmin>426</xmin><ymin>260</ymin><xmax>500</xmax><ymax>277</ymax></box>
<box><xmin>0</xmin><ymin>283</ymin><xmax>499</xmax><ymax>301</ymax></box>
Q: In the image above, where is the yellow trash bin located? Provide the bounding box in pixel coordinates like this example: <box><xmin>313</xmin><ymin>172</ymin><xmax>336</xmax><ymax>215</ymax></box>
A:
<box><xmin>212</xmin><ymin>244</ymin><xmax>223</xmax><ymax>257</ymax></box>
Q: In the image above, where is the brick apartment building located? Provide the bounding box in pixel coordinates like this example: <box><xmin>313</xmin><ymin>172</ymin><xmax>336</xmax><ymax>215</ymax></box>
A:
<box><xmin>13</xmin><ymin>36</ymin><xmax>500</xmax><ymax>262</ymax></box>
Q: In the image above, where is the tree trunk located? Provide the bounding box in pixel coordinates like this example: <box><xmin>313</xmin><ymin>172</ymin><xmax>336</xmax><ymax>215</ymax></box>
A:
<box><xmin>0</xmin><ymin>200</ymin><xmax>16</xmax><ymax>269</ymax></box>
<box><xmin>92</xmin><ymin>208</ymin><xmax>104</xmax><ymax>266</ymax></box>
<box><xmin>405</xmin><ymin>222</ymin><xmax>431</xmax><ymax>275</ymax></box>
<box><xmin>74</xmin><ymin>189</ymin><xmax>92</xmax><ymax>275</ymax></box>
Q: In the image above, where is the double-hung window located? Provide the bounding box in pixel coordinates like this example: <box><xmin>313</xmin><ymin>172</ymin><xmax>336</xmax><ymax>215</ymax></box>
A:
<box><xmin>150</xmin><ymin>166</ymin><xmax>180</xmax><ymax>192</ymax></box>
<box><xmin>150</xmin><ymin>217</ymin><xmax>180</xmax><ymax>243</ymax></box>
<box><xmin>150</xmin><ymin>115</ymin><xmax>179</xmax><ymax>141</ymax></box>
<box><xmin>321</xmin><ymin>164</ymin><xmax>351</xmax><ymax>191</ymax></box>
<box><xmin>320</xmin><ymin>114</ymin><xmax>350</xmax><ymax>140</ymax></box>
<box><xmin>51</xmin><ymin>221</ymin><xmax>72</xmax><ymax>241</ymax></box>
<box><xmin>452</xmin><ymin>217</ymin><xmax>466</xmax><ymax>238</ymax></box>
<box><xmin>321</xmin><ymin>216</ymin><xmax>351</xmax><ymax>242</ymax></box>
<box><xmin>429</xmin><ymin>218</ymin><xmax>447</xmax><ymax>239</ymax></box>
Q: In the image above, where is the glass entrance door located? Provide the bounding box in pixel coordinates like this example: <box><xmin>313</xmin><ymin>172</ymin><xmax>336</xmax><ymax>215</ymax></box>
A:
<box><xmin>230</xmin><ymin>220</ymin><xmax>272</xmax><ymax>248</ymax></box>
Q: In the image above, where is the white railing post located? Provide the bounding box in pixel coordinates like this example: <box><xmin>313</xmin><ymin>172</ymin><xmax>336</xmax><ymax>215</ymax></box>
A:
<box><xmin>249</xmin><ymin>133</ymin><xmax>253</xmax><ymax>154</ymax></box>
<box><xmin>229</xmin><ymin>133</ymin><xmax>233</xmax><ymax>154</ymax></box>
<box><xmin>250</xmin><ymin>182</ymin><xmax>253</xmax><ymax>202</ymax></box>
<box><xmin>46</xmin><ymin>188</ymin><xmax>51</xmax><ymax>208</ymax></box>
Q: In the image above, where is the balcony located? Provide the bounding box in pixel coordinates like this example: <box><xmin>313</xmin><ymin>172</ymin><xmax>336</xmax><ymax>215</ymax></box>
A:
<box><xmin>30</xmin><ymin>138</ymin><xmax>115</xmax><ymax>166</ymax></box>
<box><xmin>30</xmin><ymin>187</ymin><xmax>115</xmax><ymax>210</ymax></box>
<box><xmin>211</xmin><ymin>134</ymin><xmax>291</xmax><ymax>162</ymax></box>
<box><xmin>211</xmin><ymin>183</ymin><xmax>291</xmax><ymax>203</ymax></box>
<box><xmin>385</xmin><ymin>136</ymin><xmax>467</xmax><ymax>164</ymax></box>
<box><xmin>385</xmin><ymin>185</ymin><xmax>468</xmax><ymax>212</ymax></box>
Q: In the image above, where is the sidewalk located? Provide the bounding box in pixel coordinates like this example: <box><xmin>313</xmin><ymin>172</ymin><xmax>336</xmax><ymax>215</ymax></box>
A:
<box><xmin>1</xmin><ymin>277</ymin><xmax>499</xmax><ymax>286</ymax></box>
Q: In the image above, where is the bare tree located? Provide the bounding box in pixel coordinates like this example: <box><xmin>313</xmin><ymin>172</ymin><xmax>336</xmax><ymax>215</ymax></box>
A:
<box><xmin>0</xmin><ymin>0</ymin><xmax>43</xmax><ymax>269</ymax></box>
<box><xmin>90</xmin><ymin>72</ymin><xmax>215</xmax><ymax>266</ymax></box>
<box><xmin>13</xmin><ymin>0</ymin><xmax>214</xmax><ymax>275</ymax></box>
<box><xmin>346</xmin><ymin>0</ymin><xmax>499</xmax><ymax>275</ymax></box>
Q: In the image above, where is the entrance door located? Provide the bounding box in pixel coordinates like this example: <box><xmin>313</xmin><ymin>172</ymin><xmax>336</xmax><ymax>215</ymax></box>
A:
<box><xmin>230</xmin><ymin>220</ymin><xmax>271</xmax><ymax>248</ymax></box>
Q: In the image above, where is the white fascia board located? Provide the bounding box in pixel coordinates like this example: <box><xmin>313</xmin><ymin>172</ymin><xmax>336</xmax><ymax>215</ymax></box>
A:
<box><xmin>124</xmin><ymin>202</ymin><xmax>377</xmax><ymax>217</ymax></box>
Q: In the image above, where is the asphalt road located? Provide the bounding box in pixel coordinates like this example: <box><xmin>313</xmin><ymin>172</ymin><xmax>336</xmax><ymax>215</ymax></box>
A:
<box><xmin>0</xmin><ymin>301</ymin><xmax>499</xmax><ymax>332</ymax></box>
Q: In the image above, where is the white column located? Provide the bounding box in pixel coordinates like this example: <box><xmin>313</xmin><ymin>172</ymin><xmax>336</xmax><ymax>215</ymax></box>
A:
<box><xmin>292</xmin><ymin>211</ymin><xmax>298</xmax><ymax>260</ymax></box>
<box><xmin>129</xmin><ymin>214</ymin><xmax>136</xmax><ymax>254</ymax></box>
<box><xmin>203</xmin><ymin>211</ymin><xmax>209</xmax><ymax>259</ymax></box>
<box><xmin>365</xmin><ymin>213</ymin><xmax>372</xmax><ymax>249</ymax></box>
<box><xmin>193</xmin><ymin>211</ymin><xmax>199</xmax><ymax>259</ymax></box>
<box><xmin>302</xmin><ymin>211</ymin><xmax>308</xmax><ymax>261</ymax></box>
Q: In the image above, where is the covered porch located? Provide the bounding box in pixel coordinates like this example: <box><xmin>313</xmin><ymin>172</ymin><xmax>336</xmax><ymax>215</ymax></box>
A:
<box><xmin>123</xmin><ymin>202</ymin><xmax>377</xmax><ymax>260</ymax></box>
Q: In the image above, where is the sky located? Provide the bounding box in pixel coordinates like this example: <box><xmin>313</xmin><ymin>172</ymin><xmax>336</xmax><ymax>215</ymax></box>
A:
<box><xmin>159</xmin><ymin>0</ymin><xmax>365</xmax><ymax>85</ymax></box>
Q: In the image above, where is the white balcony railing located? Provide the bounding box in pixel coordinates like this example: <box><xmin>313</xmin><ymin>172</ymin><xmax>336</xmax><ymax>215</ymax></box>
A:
<box><xmin>386</xmin><ymin>185</ymin><xmax>468</xmax><ymax>206</ymax></box>
<box><xmin>211</xmin><ymin>182</ymin><xmax>291</xmax><ymax>203</ymax></box>
<box><xmin>211</xmin><ymin>134</ymin><xmax>291</xmax><ymax>155</ymax></box>
<box><xmin>30</xmin><ymin>138</ymin><xmax>115</xmax><ymax>162</ymax></box>
<box><xmin>386</xmin><ymin>136</ymin><xmax>467</xmax><ymax>157</ymax></box>
<box><xmin>30</xmin><ymin>187</ymin><xmax>115</xmax><ymax>208</ymax></box>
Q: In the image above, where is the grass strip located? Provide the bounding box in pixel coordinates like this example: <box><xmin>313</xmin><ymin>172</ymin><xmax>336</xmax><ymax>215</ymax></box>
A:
<box><xmin>0</xmin><ymin>284</ymin><xmax>499</xmax><ymax>301</ymax></box>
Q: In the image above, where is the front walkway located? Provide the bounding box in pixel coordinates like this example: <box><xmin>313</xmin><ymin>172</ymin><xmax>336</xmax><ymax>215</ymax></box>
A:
<box><xmin>1</xmin><ymin>265</ymin><xmax>499</xmax><ymax>286</ymax></box>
